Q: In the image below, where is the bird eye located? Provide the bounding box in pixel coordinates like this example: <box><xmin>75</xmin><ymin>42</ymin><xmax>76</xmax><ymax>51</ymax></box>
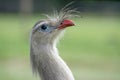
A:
<box><xmin>38</xmin><ymin>24</ymin><xmax>49</xmax><ymax>32</ymax></box>
<box><xmin>41</xmin><ymin>24</ymin><xmax>48</xmax><ymax>30</ymax></box>
<box><xmin>37</xmin><ymin>23</ymin><xmax>55</xmax><ymax>33</ymax></box>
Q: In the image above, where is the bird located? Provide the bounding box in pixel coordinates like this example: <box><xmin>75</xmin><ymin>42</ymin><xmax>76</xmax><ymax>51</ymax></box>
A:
<box><xmin>30</xmin><ymin>3</ymin><xmax>77</xmax><ymax>80</ymax></box>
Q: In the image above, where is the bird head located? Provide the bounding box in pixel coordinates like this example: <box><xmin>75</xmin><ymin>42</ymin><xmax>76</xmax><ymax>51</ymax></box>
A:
<box><xmin>31</xmin><ymin>7</ymin><xmax>77</xmax><ymax>44</ymax></box>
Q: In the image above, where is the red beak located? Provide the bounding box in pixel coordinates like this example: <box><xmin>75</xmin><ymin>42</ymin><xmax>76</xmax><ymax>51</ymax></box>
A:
<box><xmin>58</xmin><ymin>19</ymin><xmax>75</xmax><ymax>29</ymax></box>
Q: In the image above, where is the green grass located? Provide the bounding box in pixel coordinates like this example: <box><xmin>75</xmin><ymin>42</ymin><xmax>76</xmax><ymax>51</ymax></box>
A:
<box><xmin>0</xmin><ymin>14</ymin><xmax>120</xmax><ymax>80</ymax></box>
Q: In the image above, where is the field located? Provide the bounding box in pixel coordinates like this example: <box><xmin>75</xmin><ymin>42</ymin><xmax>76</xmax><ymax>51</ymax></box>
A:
<box><xmin>0</xmin><ymin>14</ymin><xmax>120</xmax><ymax>80</ymax></box>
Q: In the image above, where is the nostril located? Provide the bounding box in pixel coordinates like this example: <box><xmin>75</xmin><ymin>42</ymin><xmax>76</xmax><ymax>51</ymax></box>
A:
<box><xmin>60</xmin><ymin>22</ymin><xmax>63</xmax><ymax>25</ymax></box>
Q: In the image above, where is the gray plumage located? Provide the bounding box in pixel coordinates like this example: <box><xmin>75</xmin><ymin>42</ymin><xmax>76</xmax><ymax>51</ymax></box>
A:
<box><xmin>30</xmin><ymin>3</ymin><xmax>77</xmax><ymax>80</ymax></box>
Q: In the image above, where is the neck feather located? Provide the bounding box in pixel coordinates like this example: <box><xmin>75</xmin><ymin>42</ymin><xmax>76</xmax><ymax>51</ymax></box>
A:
<box><xmin>30</xmin><ymin>39</ymin><xmax>75</xmax><ymax>80</ymax></box>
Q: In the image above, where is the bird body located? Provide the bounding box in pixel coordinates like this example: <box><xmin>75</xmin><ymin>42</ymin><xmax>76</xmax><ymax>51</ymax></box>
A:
<box><xmin>30</xmin><ymin>4</ymin><xmax>77</xmax><ymax>80</ymax></box>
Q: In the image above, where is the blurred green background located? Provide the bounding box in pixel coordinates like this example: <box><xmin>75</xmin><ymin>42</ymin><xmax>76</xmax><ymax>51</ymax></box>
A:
<box><xmin>0</xmin><ymin>0</ymin><xmax>120</xmax><ymax>80</ymax></box>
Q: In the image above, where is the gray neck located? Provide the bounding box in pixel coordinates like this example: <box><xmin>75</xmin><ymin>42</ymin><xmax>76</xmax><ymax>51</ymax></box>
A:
<box><xmin>31</xmin><ymin>40</ymin><xmax>75</xmax><ymax>80</ymax></box>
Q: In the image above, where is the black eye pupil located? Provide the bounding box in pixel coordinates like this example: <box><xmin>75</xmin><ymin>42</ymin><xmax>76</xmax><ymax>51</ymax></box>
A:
<box><xmin>41</xmin><ymin>25</ymin><xmax>47</xmax><ymax>30</ymax></box>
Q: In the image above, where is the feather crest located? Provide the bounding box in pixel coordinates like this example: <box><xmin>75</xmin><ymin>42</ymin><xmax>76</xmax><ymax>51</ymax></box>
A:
<box><xmin>43</xmin><ymin>2</ymin><xmax>80</xmax><ymax>23</ymax></box>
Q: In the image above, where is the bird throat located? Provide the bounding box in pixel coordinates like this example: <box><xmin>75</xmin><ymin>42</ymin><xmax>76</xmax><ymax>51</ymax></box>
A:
<box><xmin>31</xmin><ymin>41</ymin><xmax>75</xmax><ymax>80</ymax></box>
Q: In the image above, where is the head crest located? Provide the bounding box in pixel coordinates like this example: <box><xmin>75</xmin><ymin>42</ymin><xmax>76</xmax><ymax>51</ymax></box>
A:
<box><xmin>43</xmin><ymin>2</ymin><xmax>80</xmax><ymax>23</ymax></box>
